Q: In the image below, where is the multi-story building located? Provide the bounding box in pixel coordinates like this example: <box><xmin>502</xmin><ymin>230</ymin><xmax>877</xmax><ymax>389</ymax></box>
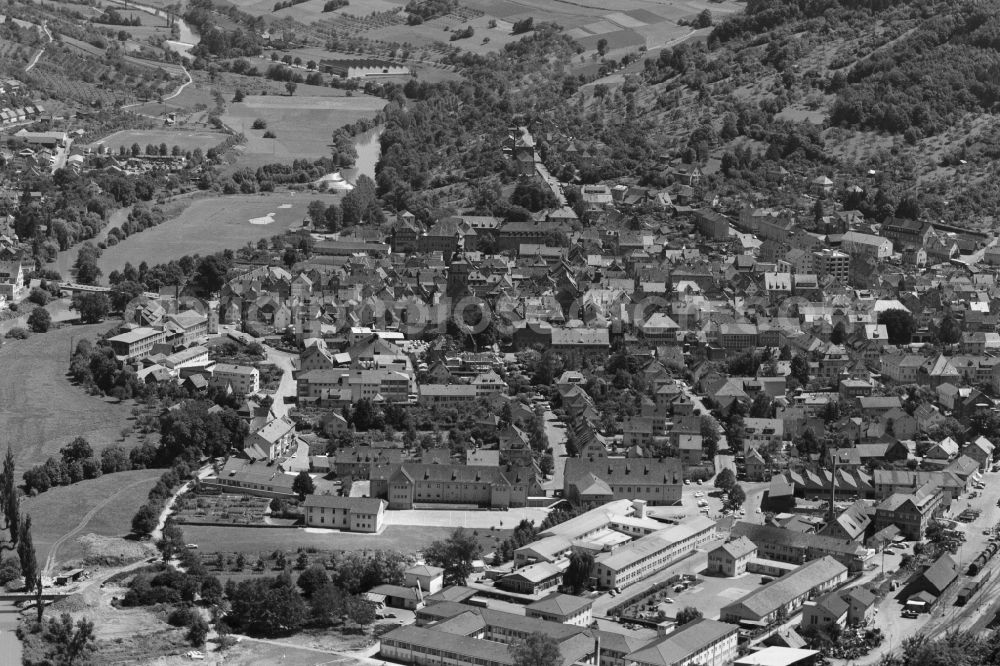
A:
<box><xmin>563</xmin><ymin>457</ymin><xmax>684</xmax><ymax>507</ymax></box>
<box><xmin>244</xmin><ymin>417</ymin><xmax>296</xmax><ymax>462</ymax></box>
<box><xmin>742</xmin><ymin>418</ymin><xmax>783</xmax><ymax>455</ymax></box>
<box><xmin>302</xmin><ymin>495</ymin><xmax>385</xmax><ymax>533</ymax></box>
<box><xmin>107</xmin><ymin>327</ymin><xmax>168</xmax><ymax>363</ymax></box>
<box><xmin>840</xmin><ymin>231</ymin><xmax>893</xmax><ymax>259</ymax></box>
<box><xmin>210</xmin><ymin>363</ymin><xmax>260</xmax><ymax>395</ymax></box>
<box><xmin>719</xmin><ymin>323</ymin><xmax>758</xmax><ymax>350</ymax></box>
<box><xmin>730</xmin><ymin>522</ymin><xmax>868</xmax><ymax>572</ymax></box>
<box><xmin>593</xmin><ymin>517</ymin><xmax>716</xmax><ymax>590</ymax></box>
<box><xmin>874</xmin><ymin>482</ymin><xmax>943</xmax><ymax>539</ymax></box>
<box><xmin>708</xmin><ymin>536</ymin><xmax>758</xmax><ymax>577</ymax></box>
<box><xmin>370</xmin><ymin>463</ymin><xmax>541</xmax><ymax>509</ymax></box>
<box><xmin>812</xmin><ymin>248</ymin><xmax>850</xmax><ymax>283</ymax></box>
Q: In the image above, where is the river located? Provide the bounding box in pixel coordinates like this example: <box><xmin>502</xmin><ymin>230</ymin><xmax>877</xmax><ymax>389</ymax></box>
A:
<box><xmin>104</xmin><ymin>0</ymin><xmax>198</xmax><ymax>57</ymax></box>
<box><xmin>343</xmin><ymin>126</ymin><xmax>382</xmax><ymax>184</ymax></box>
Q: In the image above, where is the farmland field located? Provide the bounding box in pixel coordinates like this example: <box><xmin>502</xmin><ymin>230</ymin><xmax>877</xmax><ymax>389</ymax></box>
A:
<box><xmin>221</xmin><ymin>93</ymin><xmax>385</xmax><ymax>168</ymax></box>
<box><xmin>95</xmin><ymin>193</ymin><xmax>313</xmax><ymax>277</ymax></box>
<box><xmin>23</xmin><ymin>469</ymin><xmax>163</xmax><ymax>569</ymax></box>
<box><xmin>95</xmin><ymin>128</ymin><xmax>227</xmax><ymax>152</ymax></box>
<box><xmin>0</xmin><ymin>323</ymin><xmax>133</xmax><ymax>474</ymax></box>
<box><xmin>461</xmin><ymin>0</ymin><xmax>743</xmax><ymax>53</ymax></box>
<box><xmin>228</xmin><ymin>0</ymin><xmax>404</xmax><ymax>19</ymax></box>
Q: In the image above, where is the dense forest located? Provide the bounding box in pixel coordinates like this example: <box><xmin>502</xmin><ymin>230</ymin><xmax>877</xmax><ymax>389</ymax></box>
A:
<box><xmin>184</xmin><ymin>0</ymin><xmax>263</xmax><ymax>58</ymax></box>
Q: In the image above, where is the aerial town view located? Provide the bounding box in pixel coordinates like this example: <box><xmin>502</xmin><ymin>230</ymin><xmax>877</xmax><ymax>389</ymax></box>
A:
<box><xmin>0</xmin><ymin>0</ymin><xmax>999</xmax><ymax>664</ymax></box>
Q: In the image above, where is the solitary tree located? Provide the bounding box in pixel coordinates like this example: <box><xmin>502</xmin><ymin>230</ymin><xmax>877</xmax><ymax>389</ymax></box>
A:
<box><xmin>510</xmin><ymin>631</ymin><xmax>562</xmax><ymax>666</ymax></box>
<box><xmin>18</xmin><ymin>513</ymin><xmax>37</xmax><ymax>593</ymax></box>
<box><xmin>292</xmin><ymin>472</ymin><xmax>315</xmax><ymax>500</ymax></box>
<box><xmin>2</xmin><ymin>446</ymin><xmax>19</xmax><ymax>545</ymax></box>
<box><xmin>285</xmin><ymin>81</ymin><xmax>297</xmax><ymax>96</ymax></box>
<box><xmin>131</xmin><ymin>503</ymin><xmax>158</xmax><ymax>535</ymax></box>
<box><xmin>724</xmin><ymin>484</ymin><xmax>747</xmax><ymax>513</ymax></box>
<box><xmin>424</xmin><ymin>529</ymin><xmax>482</xmax><ymax>586</ymax></box>
<box><xmin>563</xmin><ymin>550</ymin><xmax>594</xmax><ymax>594</ymax></box>
<box><xmin>714</xmin><ymin>468</ymin><xmax>736</xmax><ymax>492</ymax></box>
<box><xmin>27</xmin><ymin>307</ymin><xmax>51</xmax><ymax>333</ymax></box>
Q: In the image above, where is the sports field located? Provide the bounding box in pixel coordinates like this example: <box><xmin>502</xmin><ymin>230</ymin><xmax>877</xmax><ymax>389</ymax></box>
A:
<box><xmin>95</xmin><ymin>193</ymin><xmax>312</xmax><ymax>277</ymax></box>
<box><xmin>95</xmin><ymin>128</ymin><xmax>227</xmax><ymax>153</ymax></box>
<box><xmin>221</xmin><ymin>94</ymin><xmax>386</xmax><ymax>167</ymax></box>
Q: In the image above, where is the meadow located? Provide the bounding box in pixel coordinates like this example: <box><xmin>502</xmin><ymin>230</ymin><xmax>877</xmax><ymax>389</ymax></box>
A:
<box><xmin>0</xmin><ymin>324</ymin><xmax>132</xmax><ymax>474</ymax></box>
<box><xmin>95</xmin><ymin>193</ymin><xmax>312</xmax><ymax>276</ymax></box>
<box><xmin>220</xmin><ymin>93</ymin><xmax>385</xmax><ymax>167</ymax></box>
<box><xmin>23</xmin><ymin>469</ymin><xmax>163</xmax><ymax>569</ymax></box>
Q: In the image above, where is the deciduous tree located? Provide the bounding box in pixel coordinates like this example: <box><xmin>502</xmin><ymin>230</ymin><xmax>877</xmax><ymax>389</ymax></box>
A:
<box><xmin>510</xmin><ymin>631</ymin><xmax>562</xmax><ymax>666</ymax></box>
<box><xmin>424</xmin><ymin>529</ymin><xmax>482</xmax><ymax>586</ymax></box>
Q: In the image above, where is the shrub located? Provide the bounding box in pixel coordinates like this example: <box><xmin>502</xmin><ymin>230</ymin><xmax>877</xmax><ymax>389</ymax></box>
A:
<box><xmin>263</xmin><ymin>130</ymin><xmax>277</xmax><ymax>138</ymax></box>
<box><xmin>251</xmin><ymin>118</ymin><xmax>267</xmax><ymax>129</ymax></box>
<box><xmin>5</xmin><ymin>327</ymin><xmax>29</xmax><ymax>339</ymax></box>
<box><xmin>168</xmin><ymin>606</ymin><xmax>197</xmax><ymax>627</ymax></box>
<box><xmin>0</xmin><ymin>556</ymin><xmax>21</xmax><ymax>585</ymax></box>
<box><xmin>27</xmin><ymin>288</ymin><xmax>50</xmax><ymax>306</ymax></box>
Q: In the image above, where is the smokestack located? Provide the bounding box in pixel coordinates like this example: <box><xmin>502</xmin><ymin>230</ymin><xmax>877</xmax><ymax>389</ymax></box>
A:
<box><xmin>828</xmin><ymin>453</ymin><xmax>837</xmax><ymax>524</ymax></box>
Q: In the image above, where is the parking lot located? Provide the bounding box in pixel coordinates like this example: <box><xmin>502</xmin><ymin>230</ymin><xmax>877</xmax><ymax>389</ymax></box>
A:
<box><xmin>669</xmin><ymin>570</ymin><xmax>767</xmax><ymax>620</ymax></box>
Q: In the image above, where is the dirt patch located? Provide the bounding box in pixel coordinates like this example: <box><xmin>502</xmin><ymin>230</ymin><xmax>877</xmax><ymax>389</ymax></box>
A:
<box><xmin>75</xmin><ymin>534</ymin><xmax>157</xmax><ymax>567</ymax></box>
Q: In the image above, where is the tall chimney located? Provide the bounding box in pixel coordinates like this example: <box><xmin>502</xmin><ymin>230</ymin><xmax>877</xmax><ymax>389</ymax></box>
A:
<box><xmin>828</xmin><ymin>454</ymin><xmax>837</xmax><ymax>524</ymax></box>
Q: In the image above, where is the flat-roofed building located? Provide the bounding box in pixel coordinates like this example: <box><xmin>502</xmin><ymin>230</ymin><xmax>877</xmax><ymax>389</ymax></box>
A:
<box><xmin>593</xmin><ymin>516</ymin><xmax>716</xmax><ymax>590</ymax></box>
<box><xmin>107</xmin><ymin>327</ymin><xmax>167</xmax><ymax>363</ymax></box>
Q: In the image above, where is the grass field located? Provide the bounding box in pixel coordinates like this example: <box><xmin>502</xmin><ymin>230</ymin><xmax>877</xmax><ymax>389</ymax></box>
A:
<box><xmin>179</xmin><ymin>524</ymin><xmax>513</xmax><ymax>556</ymax></box>
<box><xmin>0</xmin><ymin>324</ymin><xmax>134</xmax><ymax>473</ymax></box>
<box><xmin>95</xmin><ymin>128</ymin><xmax>228</xmax><ymax>152</ymax></box>
<box><xmin>22</xmin><ymin>469</ymin><xmax>163</xmax><ymax>569</ymax></box>
<box><xmin>220</xmin><ymin>94</ymin><xmax>385</xmax><ymax>167</ymax></box>
<box><xmin>95</xmin><ymin>193</ymin><xmax>311</xmax><ymax>276</ymax></box>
